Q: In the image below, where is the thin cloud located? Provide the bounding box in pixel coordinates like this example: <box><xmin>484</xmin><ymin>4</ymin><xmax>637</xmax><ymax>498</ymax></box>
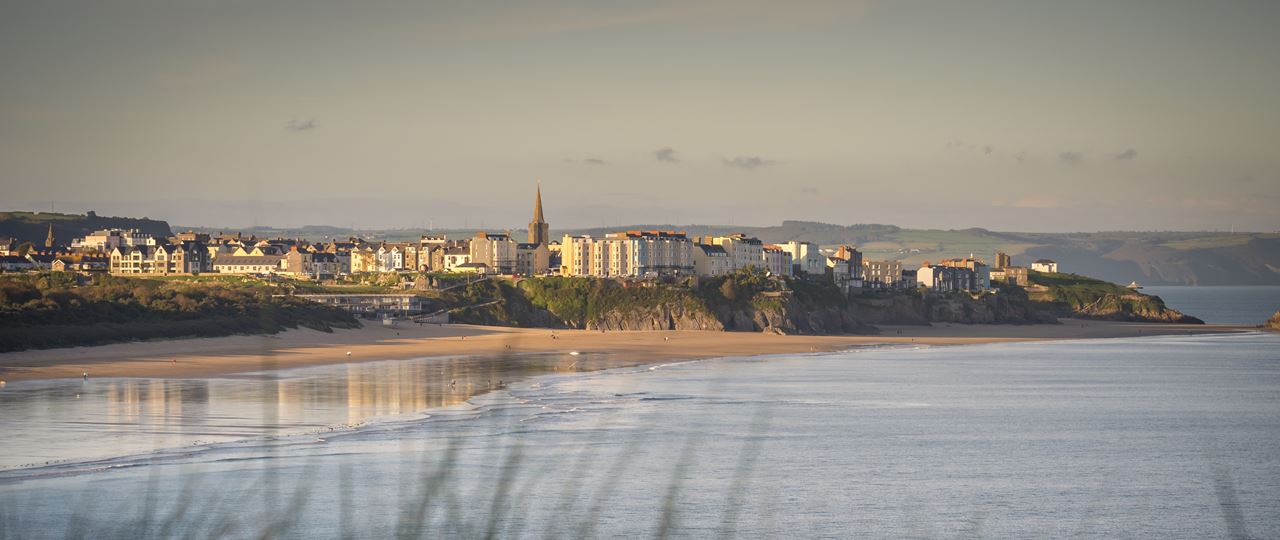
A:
<box><xmin>583</xmin><ymin>158</ymin><xmax>607</xmax><ymax>166</ymax></box>
<box><xmin>724</xmin><ymin>156</ymin><xmax>773</xmax><ymax>170</ymax></box>
<box><xmin>993</xmin><ymin>195</ymin><xmax>1061</xmax><ymax>209</ymax></box>
<box><xmin>1058</xmin><ymin>151</ymin><xmax>1084</xmax><ymax>165</ymax></box>
<box><xmin>653</xmin><ymin>147</ymin><xmax>679</xmax><ymax>163</ymax></box>
<box><xmin>286</xmin><ymin>119</ymin><xmax>316</xmax><ymax>132</ymax></box>
<box><xmin>1112</xmin><ymin>148</ymin><xmax>1138</xmax><ymax>160</ymax></box>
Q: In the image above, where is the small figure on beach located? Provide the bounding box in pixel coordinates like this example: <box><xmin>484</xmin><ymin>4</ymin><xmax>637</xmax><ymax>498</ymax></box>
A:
<box><xmin>83</xmin><ymin>372</ymin><xmax>88</xmax><ymax>380</ymax></box>
<box><xmin>346</xmin><ymin>351</ymin><xmax>352</xmax><ymax>356</ymax></box>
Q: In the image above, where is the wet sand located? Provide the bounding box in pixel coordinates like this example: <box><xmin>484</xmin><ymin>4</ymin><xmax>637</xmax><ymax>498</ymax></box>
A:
<box><xmin>0</xmin><ymin>319</ymin><xmax>1250</xmax><ymax>383</ymax></box>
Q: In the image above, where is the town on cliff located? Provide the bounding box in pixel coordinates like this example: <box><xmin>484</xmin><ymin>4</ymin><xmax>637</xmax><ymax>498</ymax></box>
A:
<box><xmin>0</xmin><ymin>184</ymin><xmax>1214</xmax><ymax>344</ymax></box>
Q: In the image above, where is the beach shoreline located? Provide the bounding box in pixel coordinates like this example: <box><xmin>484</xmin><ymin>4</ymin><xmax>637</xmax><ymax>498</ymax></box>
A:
<box><xmin>0</xmin><ymin>319</ymin><xmax>1252</xmax><ymax>384</ymax></box>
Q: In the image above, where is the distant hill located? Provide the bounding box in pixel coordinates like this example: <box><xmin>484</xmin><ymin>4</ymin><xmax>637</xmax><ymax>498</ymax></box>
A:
<box><xmin>566</xmin><ymin>222</ymin><xmax>1280</xmax><ymax>285</ymax></box>
<box><xmin>178</xmin><ymin>219</ymin><xmax>1280</xmax><ymax>286</ymax></box>
<box><xmin>0</xmin><ymin>211</ymin><xmax>173</xmax><ymax>248</ymax></box>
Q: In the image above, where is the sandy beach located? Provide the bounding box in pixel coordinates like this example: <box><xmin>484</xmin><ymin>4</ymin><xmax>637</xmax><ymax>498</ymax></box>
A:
<box><xmin>0</xmin><ymin>319</ymin><xmax>1250</xmax><ymax>383</ymax></box>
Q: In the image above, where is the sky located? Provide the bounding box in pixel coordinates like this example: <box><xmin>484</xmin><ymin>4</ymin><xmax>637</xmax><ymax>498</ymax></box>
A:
<box><xmin>2</xmin><ymin>0</ymin><xmax>1278</xmax><ymax>232</ymax></box>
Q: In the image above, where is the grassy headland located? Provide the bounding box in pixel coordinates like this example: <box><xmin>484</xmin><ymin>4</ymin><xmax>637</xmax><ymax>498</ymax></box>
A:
<box><xmin>1026</xmin><ymin>270</ymin><xmax>1202</xmax><ymax>323</ymax></box>
<box><xmin>0</xmin><ymin>273</ymin><xmax>358</xmax><ymax>352</ymax></box>
<box><xmin>0</xmin><ymin>267</ymin><xmax>1210</xmax><ymax>353</ymax></box>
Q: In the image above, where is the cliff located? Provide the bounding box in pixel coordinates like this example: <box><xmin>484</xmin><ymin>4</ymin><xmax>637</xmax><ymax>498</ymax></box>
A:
<box><xmin>433</xmin><ymin>272</ymin><xmax>1056</xmax><ymax>336</ymax></box>
<box><xmin>1265</xmin><ymin>310</ymin><xmax>1280</xmax><ymax>331</ymax></box>
<box><xmin>849</xmin><ymin>288</ymin><xmax>1058</xmax><ymax>326</ymax></box>
<box><xmin>1026</xmin><ymin>271</ymin><xmax>1202</xmax><ymax>324</ymax></box>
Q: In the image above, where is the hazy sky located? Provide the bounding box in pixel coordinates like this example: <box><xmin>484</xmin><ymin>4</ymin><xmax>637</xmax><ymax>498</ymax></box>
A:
<box><xmin>2</xmin><ymin>0</ymin><xmax>1278</xmax><ymax>232</ymax></box>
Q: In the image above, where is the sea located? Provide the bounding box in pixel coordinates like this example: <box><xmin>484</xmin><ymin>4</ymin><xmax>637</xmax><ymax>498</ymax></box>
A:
<box><xmin>1143</xmin><ymin>285</ymin><xmax>1280</xmax><ymax>325</ymax></box>
<box><xmin>1</xmin><ymin>331</ymin><xmax>1277</xmax><ymax>538</ymax></box>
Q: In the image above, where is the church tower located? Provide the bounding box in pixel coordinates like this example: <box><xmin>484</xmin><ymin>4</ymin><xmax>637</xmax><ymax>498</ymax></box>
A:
<box><xmin>529</xmin><ymin>181</ymin><xmax>549</xmax><ymax>245</ymax></box>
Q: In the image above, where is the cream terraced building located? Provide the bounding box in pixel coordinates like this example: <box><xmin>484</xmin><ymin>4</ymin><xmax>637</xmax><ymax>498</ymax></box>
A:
<box><xmin>109</xmin><ymin>242</ymin><xmax>210</xmax><ymax>275</ymax></box>
<box><xmin>559</xmin><ymin>231</ymin><xmax>694</xmax><ymax>278</ymax></box>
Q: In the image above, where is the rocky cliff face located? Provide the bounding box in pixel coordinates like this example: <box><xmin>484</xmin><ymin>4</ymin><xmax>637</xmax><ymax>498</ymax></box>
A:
<box><xmin>1265</xmin><ymin>310</ymin><xmax>1280</xmax><ymax>330</ymax></box>
<box><xmin>585</xmin><ymin>294</ymin><xmax>875</xmax><ymax>334</ymax></box>
<box><xmin>1025</xmin><ymin>273</ymin><xmax>1204</xmax><ymax>324</ymax></box>
<box><xmin>587</xmin><ymin>302</ymin><xmax>725</xmax><ymax>332</ymax></box>
<box><xmin>1033</xmin><ymin>293</ymin><xmax>1202</xmax><ymax>324</ymax></box>
<box><xmin>444</xmin><ymin>275</ymin><xmax>1199</xmax><ymax>337</ymax></box>
<box><xmin>581</xmin><ymin>289</ymin><xmax>1046</xmax><ymax>334</ymax></box>
<box><xmin>848</xmin><ymin>289</ymin><xmax>1058</xmax><ymax>326</ymax></box>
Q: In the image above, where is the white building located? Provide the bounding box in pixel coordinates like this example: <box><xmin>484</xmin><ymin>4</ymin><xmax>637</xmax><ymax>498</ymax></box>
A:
<box><xmin>558</xmin><ymin>231</ymin><xmax>694</xmax><ymax>278</ymax></box>
<box><xmin>702</xmin><ymin>234</ymin><xmax>764</xmax><ymax>271</ymax></box>
<box><xmin>694</xmin><ymin>244</ymin><xmax>732</xmax><ymax>276</ymax></box>
<box><xmin>559</xmin><ymin>235</ymin><xmax>594</xmax><ymax>276</ymax></box>
<box><xmin>614</xmin><ymin>230</ymin><xmax>694</xmax><ymax>277</ymax></box>
<box><xmin>443</xmin><ymin>249</ymin><xmax>472</xmax><ymax>272</ymax></box>
<box><xmin>761</xmin><ymin>245</ymin><xmax>793</xmax><ymax>277</ymax></box>
<box><xmin>376</xmin><ymin>244</ymin><xmax>405</xmax><ymax>272</ymax></box>
<box><xmin>470</xmin><ymin>232</ymin><xmax>517</xmax><ymax>274</ymax></box>
<box><xmin>780</xmin><ymin>240</ymin><xmax>826</xmax><ymax>275</ymax></box>
<box><xmin>1031</xmin><ymin>259</ymin><xmax>1058</xmax><ymax>273</ymax></box>
<box><xmin>916</xmin><ymin>264</ymin><xmax>981</xmax><ymax>292</ymax></box>
<box><xmin>72</xmin><ymin>229</ymin><xmax>155</xmax><ymax>252</ymax></box>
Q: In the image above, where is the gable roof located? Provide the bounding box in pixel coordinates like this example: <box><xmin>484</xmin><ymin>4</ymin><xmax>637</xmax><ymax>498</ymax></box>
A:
<box><xmin>213</xmin><ymin>255</ymin><xmax>284</xmax><ymax>266</ymax></box>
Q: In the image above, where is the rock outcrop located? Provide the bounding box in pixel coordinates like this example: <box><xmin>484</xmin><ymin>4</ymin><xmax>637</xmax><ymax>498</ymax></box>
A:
<box><xmin>443</xmin><ymin>274</ymin><xmax>1201</xmax><ymax>337</ymax></box>
<box><xmin>1025</xmin><ymin>272</ymin><xmax>1204</xmax><ymax>324</ymax></box>
<box><xmin>1033</xmin><ymin>292</ymin><xmax>1202</xmax><ymax>324</ymax></box>
<box><xmin>1265</xmin><ymin>310</ymin><xmax>1280</xmax><ymax>331</ymax></box>
<box><xmin>588</xmin><ymin>302</ymin><xmax>725</xmax><ymax>332</ymax></box>
<box><xmin>584</xmin><ymin>290</ymin><xmax>1053</xmax><ymax>334</ymax></box>
<box><xmin>849</xmin><ymin>290</ymin><xmax>1057</xmax><ymax>326</ymax></box>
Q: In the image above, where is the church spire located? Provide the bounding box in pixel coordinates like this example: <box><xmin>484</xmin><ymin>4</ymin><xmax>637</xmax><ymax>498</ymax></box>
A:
<box><xmin>45</xmin><ymin>223</ymin><xmax>55</xmax><ymax>249</ymax></box>
<box><xmin>532</xmin><ymin>181</ymin><xmax>545</xmax><ymax>223</ymax></box>
<box><xmin>528</xmin><ymin>181</ymin><xmax>549</xmax><ymax>245</ymax></box>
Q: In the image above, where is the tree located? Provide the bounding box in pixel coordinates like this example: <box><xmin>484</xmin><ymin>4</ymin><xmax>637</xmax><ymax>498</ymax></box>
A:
<box><xmin>16</xmin><ymin>242</ymin><xmax>34</xmax><ymax>256</ymax></box>
<box><xmin>719</xmin><ymin>279</ymin><xmax>738</xmax><ymax>301</ymax></box>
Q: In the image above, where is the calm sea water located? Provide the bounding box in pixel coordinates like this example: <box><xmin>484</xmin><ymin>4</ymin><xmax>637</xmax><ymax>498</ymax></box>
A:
<box><xmin>1143</xmin><ymin>286</ymin><xmax>1280</xmax><ymax>325</ymax></box>
<box><xmin>2</xmin><ymin>333</ymin><xmax>1278</xmax><ymax>538</ymax></box>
